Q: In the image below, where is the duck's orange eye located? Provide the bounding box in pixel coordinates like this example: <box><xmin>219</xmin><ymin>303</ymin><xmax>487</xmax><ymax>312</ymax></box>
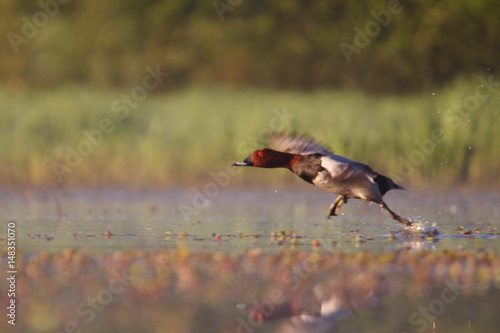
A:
<box><xmin>257</xmin><ymin>151</ymin><xmax>264</xmax><ymax>157</ymax></box>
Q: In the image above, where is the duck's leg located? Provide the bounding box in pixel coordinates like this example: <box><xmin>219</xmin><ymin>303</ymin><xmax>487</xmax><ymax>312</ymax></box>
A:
<box><xmin>380</xmin><ymin>201</ymin><xmax>412</xmax><ymax>226</ymax></box>
<box><xmin>327</xmin><ymin>195</ymin><xmax>348</xmax><ymax>218</ymax></box>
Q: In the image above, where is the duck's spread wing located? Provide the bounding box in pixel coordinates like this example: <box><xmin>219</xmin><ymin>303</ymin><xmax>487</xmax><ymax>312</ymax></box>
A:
<box><xmin>267</xmin><ymin>133</ymin><xmax>375</xmax><ymax>182</ymax></box>
<box><xmin>267</xmin><ymin>132</ymin><xmax>334</xmax><ymax>156</ymax></box>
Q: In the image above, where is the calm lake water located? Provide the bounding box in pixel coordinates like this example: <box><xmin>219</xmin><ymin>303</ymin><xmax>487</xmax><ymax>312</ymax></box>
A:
<box><xmin>3</xmin><ymin>187</ymin><xmax>499</xmax><ymax>253</ymax></box>
<box><xmin>1</xmin><ymin>187</ymin><xmax>499</xmax><ymax>333</ymax></box>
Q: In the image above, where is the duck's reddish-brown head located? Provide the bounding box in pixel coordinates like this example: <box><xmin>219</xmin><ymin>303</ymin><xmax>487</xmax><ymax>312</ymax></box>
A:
<box><xmin>232</xmin><ymin>149</ymin><xmax>294</xmax><ymax>168</ymax></box>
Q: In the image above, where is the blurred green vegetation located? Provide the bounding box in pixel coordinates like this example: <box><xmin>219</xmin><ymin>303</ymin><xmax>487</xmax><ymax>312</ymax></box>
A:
<box><xmin>0</xmin><ymin>79</ymin><xmax>498</xmax><ymax>187</ymax></box>
<box><xmin>1</xmin><ymin>0</ymin><xmax>499</xmax><ymax>93</ymax></box>
<box><xmin>1</xmin><ymin>0</ymin><xmax>498</xmax><ymax>188</ymax></box>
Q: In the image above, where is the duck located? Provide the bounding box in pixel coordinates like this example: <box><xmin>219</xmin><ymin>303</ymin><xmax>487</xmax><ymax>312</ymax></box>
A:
<box><xmin>232</xmin><ymin>132</ymin><xmax>412</xmax><ymax>226</ymax></box>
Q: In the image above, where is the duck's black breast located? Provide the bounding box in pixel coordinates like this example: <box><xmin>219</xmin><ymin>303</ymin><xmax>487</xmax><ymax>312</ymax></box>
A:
<box><xmin>290</xmin><ymin>153</ymin><xmax>325</xmax><ymax>184</ymax></box>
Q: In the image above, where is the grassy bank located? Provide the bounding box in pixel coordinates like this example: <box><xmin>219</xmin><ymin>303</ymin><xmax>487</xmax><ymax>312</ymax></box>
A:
<box><xmin>0</xmin><ymin>78</ymin><xmax>498</xmax><ymax>188</ymax></box>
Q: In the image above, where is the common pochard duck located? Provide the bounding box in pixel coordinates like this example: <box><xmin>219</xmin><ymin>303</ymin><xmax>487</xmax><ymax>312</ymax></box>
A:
<box><xmin>233</xmin><ymin>133</ymin><xmax>412</xmax><ymax>226</ymax></box>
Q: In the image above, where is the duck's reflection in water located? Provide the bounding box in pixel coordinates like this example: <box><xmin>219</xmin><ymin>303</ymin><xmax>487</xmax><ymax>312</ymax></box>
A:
<box><xmin>237</xmin><ymin>271</ymin><xmax>388</xmax><ymax>333</ymax></box>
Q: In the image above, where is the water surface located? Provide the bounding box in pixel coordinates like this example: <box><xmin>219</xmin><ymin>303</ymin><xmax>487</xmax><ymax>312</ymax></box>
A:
<box><xmin>2</xmin><ymin>188</ymin><xmax>499</xmax><ymax>333</ymax></box>
<box><xmin>3</xmin><ymin>187</ymin><xmax>498</xmax><ymax>254</ymax></box>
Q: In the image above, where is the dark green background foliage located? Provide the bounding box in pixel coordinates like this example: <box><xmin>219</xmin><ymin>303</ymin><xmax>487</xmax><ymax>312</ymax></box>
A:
<box><xmin>3</xmin><ymin>0</ymin><xmax>499</xmax><ymax>94</ymax></box>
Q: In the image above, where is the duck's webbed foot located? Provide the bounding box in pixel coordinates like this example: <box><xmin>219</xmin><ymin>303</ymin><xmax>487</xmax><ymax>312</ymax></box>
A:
<box><xmin>327</xmin><ymin>195</ymin><xmax>348</xmax><ymax>219</ymax></box>
<box><xmin>380</xmin><ymin>201</ymin><xmax>413</xmax><ymax>227</ymax></box>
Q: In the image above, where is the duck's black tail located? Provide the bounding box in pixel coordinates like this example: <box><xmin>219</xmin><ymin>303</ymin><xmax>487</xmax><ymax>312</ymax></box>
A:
<box><xmin>374</xmin><ymin>174</ymin><xmax>405</xmax><ymax>196</ymax></box>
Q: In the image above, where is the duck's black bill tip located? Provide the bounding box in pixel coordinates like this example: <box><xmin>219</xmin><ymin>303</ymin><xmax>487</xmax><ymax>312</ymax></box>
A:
<box><xmin>232</xmin><ymin>156</ymin><xmax>253</xmax><ymax>166</ymax></box>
